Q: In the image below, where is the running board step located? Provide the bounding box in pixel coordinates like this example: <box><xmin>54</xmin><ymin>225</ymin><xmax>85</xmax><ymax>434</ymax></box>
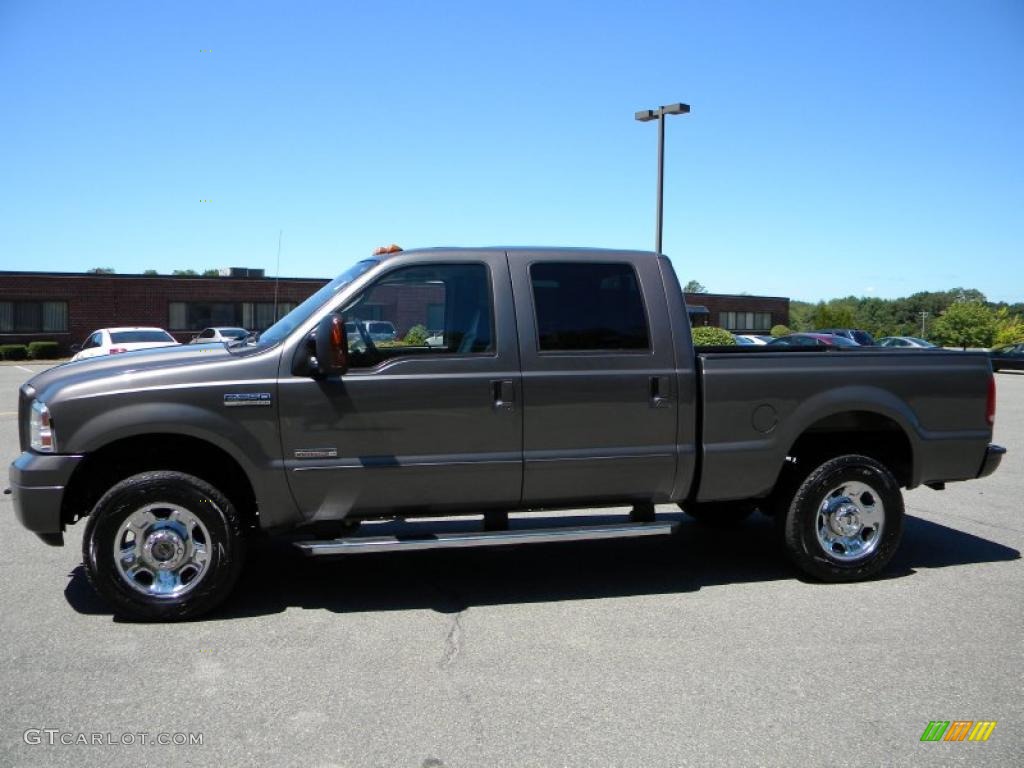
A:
<box><xmin>294</xmin><ymin>521</ymin><xmax>678</xmax><ymax>556</ymax></box>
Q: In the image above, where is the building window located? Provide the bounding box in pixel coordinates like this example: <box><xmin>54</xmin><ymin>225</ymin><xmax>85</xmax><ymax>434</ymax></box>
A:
<box><xmin>530</xmin><ymin>262</ymin><xmax>650</xmax><ymax>352</ymax></box>
<box><xmin>169</xmin><ymin>301</ymin><xmax>297</xmax><ymax>331</ymax></box>
<box><xmin>0</xmin><ymin>301</ymin><xmax>68</xmax><ymax>333</ymax></box>
<box><xmin>719</xmin><ymin>311</ymin><xmax>772</xmax><ymax>331</ymax></box>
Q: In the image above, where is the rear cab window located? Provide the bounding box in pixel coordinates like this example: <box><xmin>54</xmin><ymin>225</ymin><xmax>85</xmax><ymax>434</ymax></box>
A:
<box><xmin>529</xmin><ymin>262</ymin><xmax>650</xmax><ymax>352</ymax></box>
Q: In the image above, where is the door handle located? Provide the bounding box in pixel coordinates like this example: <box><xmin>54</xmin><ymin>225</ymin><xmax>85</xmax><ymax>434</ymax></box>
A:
<box><xmin>650</xmin><ymin>375</ymin><xmax>672</xmax><ymax>408</ymax></box>
<box><xmin>492</xmin><ymin>380</ymin><xmax>516</xmax><ymax>411</ymax></box>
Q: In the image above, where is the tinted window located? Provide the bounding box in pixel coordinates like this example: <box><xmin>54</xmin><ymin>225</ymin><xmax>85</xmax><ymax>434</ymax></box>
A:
<box><xmin>342</xmin><ymin>263</ymin><xmax>493</xmax><ymax>368</ymax></box>
<box><xmin>111</xmin><ymin>330</ymin><xmax>175</xmax><ymax>343</ymax></box>
<box><xmin>199</xmin><ymin>328</ymin><xmax>216</xmax><ymax>338</ymax></box>
<box><xmin>530</xmin><ymin>262</ymin><xmax>649</xmax><ymax>352</ymax></box>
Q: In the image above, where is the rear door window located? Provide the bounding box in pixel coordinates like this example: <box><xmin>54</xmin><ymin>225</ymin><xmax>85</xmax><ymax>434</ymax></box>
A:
<box><xmin>530</xmin><ymin>262</ymin><xmax>649</xmax><ymax>352</ymax></box>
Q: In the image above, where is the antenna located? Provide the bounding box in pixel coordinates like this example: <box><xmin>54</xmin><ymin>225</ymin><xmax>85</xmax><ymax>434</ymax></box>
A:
<box><xmin>273</xmin><ymin>229</ymin><xmax>282</xmax><ymax>322</ymax></box>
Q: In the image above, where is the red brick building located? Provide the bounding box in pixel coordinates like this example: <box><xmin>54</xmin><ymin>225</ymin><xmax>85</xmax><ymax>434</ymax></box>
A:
<box><xmin>684</xmin><ymin>292</ymin><xmax>789</xmax><ymax>333</ymax></box>
<box><xmin>1</xmin><ymin>270</ymin><xmax>789</xmax><ymax>354</ymax></box>
<box><xmin>0</xmin><ymin>270</ymin><xmax>328</xmax><ymax>352</ymax></box>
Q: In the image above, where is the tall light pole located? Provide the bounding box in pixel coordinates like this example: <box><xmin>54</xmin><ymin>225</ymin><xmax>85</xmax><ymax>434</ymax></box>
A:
<box><xmin>919</xmin><ymin>311</ymin><xmax>929</xmax><ymax>338</ymax></box>
<box><xmin>635</xmin><ymin>102</ymin><xmax>690</xmax><ymax>255</ymax></box>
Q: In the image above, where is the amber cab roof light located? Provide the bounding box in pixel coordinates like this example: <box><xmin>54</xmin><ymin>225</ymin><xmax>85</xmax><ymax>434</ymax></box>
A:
<box><xmin>372</xmin><ymin>244</ymin><xmax>403</xmax><ymax>255</ymax></box>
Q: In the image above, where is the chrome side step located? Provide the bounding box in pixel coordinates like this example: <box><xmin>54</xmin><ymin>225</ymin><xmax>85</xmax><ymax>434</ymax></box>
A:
<box><xmin>294</xmin><ymin>521</ymin><xmax>678</xmax><ymax>556</ymax></box>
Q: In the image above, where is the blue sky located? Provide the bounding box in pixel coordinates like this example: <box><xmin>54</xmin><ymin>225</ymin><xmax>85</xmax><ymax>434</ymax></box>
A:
<box><xmin>2</xmin><ymin>0</ymin><xmax>1021</xmax><ymax>302</ymax></box>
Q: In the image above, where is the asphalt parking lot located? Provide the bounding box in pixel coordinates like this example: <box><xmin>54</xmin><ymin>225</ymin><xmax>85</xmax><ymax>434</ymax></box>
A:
<box><xmin>1</xmin><ymin>363</ymin><xmax>1021</xmax><ymax>767</ymax></box>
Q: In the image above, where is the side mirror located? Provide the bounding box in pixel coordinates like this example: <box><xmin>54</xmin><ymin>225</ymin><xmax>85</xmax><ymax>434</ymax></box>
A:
<box><xmin>313</xmin><ymin>313</ymin><xmax>349</xmax><ymax>377</ymax></box>
<box><xmin>70</xmin><ymin>343</ymin><xmax>82</xmax><ymax>353</ymax></box>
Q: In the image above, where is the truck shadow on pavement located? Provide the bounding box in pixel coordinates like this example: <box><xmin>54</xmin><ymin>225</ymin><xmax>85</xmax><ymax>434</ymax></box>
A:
<box><xmin>63</xmin><ymin>513</ymin><xmax>1020</xmax><ymax>621</ymax></box>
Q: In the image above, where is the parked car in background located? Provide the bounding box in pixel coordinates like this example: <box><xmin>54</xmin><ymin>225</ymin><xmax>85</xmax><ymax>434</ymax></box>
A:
<box><xmin>734</xmin><ymin>334</ymin><xmax>769</xmax><ymax>345</ymax></box>
<box><xmin>768</xmin><ymin>333</ymin><xmax>860</xmax><ymax>347</ymax></box>
<box><xmin>70</xmin><ymin>327</ymin><xmax>178</xmax><ymax>361</ymax></box>
<box><xmin>189</xmin><ymin>327</ymin><xmax>250</xmax><ymax>345</ymax></box>
<box><xmin>365</xmin><ymin>321</ymin><xmax>398</xmax><ymax>343</ymax></box>
<box><xmin>816</xmin><ymin>328</ymin><xmax>875</xmax><ymax>346</ymax></box>
<box><xmin>989</xmin><ymin>342</ymin><xmax>1024</xmax><ymax>371</ymax></box>
<box><xmin>343</xmin><ymin>320</ymin><xmax>398</xmax><ymax>344</ymax></box>
<box><xmin>876</xmin><ymin>336</ymin><xmax>936</xmax><ymax>349</ymax></box>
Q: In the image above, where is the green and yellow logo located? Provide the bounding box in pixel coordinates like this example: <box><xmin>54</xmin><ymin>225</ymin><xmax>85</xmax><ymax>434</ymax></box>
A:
<box><xmin>920</xmin><ymin>721</ymin><xmax>997</xmax><ymax>742</ymax></box>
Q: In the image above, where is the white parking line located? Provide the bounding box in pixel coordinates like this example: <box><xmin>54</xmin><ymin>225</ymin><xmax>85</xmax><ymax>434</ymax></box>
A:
<box><xmin>17</xmin><ymin>365</ymin><xmax>34</xmax><ymax>373</ymax></box>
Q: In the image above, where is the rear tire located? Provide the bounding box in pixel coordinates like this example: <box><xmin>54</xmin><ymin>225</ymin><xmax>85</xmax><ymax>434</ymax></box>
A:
<box><xmin>83</xmin><ymin>471</ymin><xmax>246</xmax><ymax>621</ymax></box>
<box><xmin>777</xmin><ymin>455</ymin><xmax>904</xmax><ymax>582</ymax></box>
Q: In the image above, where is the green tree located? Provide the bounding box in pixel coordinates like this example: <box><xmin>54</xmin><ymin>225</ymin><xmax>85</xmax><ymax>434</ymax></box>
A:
<box><xmin>810</xmin><ymin>301</ymin><xmax>855</xmax><ymax>330</ymax></box>
<box><xmin>172</xmin><ymin>269</ymin><xmax>199</xmax><ymax>276</ymax></box>
<box><xmin>930</xmin><ymin>301</ymin><xmax>997</xmax><ymax>349</ymax></box>
<box><xmin>770</xmin><ymin>324</ymin><xmax>790</xmax><ymax>337</ymax></box>
<box><xmin>202</xmin><ymin>269</ymin><xmax>221</xmax><ymax>277</ymax></box>
<box><xmin>691</xmin><ymin>326</ymin><xmax>735</xmax><ymax>346</ymax></box>
<box><xmin>683</xmin><ymin>280</ymin><xmax>707</xmax><ymax>294</ymax></box>
<box><xmin>142</xmin><ymin>269</ymin><xmax>159</xmax><ymax>275</ymax></box>
<box><xmin>788</xmin><ymin>301</ymin><xmax>814</xmax><ymax>331</ymax></box>
<box><xmin>87</xmin><ymin>267</ymin><xmax>115</xmax><ymax>274</ymax></box>
<box><xmin>993</xmin><ymin>307</ymin><xmax>1024</xmax><ymax>347</ymax></box>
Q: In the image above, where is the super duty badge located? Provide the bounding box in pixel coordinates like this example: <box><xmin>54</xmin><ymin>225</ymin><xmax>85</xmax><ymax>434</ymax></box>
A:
<box><xmin>224</xmin><ymin>392</ymin><xmax>272</xmax><ymax>407</ymax></box>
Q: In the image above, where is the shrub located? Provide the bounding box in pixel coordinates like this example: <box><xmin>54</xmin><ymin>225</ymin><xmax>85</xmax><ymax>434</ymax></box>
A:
<box><xmin>770</xmin><ymin>324</ymin><xmax>791</xmax><ymax>338</ymax></box>
<box><xmin>691</xmin><ymin>326</ymin><xmax>736</xmax><ymax>346</ymax></box>
<box><xmin>0</xmin><ymin>344</ymin><xmax>29</xmax><ymax>360</ymax></box>
<box><xmin>27</xmin><ymin>341</ymin><xmax>61</xmax><ymax>359</ymax></box>
<box><xmin>404</xmin><ymin>324</ymin><xmax>429</xmax><ymax>345</ymax></box>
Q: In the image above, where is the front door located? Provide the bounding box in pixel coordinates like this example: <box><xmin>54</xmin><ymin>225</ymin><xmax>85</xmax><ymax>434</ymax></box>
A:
<box><xmin>278</xmin><ymin>251</ymin><xmax>522</xmax><ymax>521</ymax></box>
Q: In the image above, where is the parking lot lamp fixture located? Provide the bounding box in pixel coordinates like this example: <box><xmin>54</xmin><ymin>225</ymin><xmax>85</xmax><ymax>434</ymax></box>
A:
<box><xmin>635</xmin><ymin>102</ymin><xmax>690</xmax><ymax>255</ymax></box>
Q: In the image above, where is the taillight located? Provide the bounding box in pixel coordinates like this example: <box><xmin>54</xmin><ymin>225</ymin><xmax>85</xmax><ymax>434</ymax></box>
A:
<box><xmin>109</xmin><ymin>347</ymin><xmax>127</xmax><ymax>354</ymax></box>
<box><xmin>986</xmin><ymin>374</ymin><xmax>996</xmax><ymax>426</ymax></box>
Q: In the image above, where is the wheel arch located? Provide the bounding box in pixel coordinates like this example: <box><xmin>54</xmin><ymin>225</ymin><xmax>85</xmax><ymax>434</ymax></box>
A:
<box><xmin>776</xmin><ymin>409</ymin><xmax>916</xmax><ymax>495</ymax></box>
<box><xmin>61</xmin><ymin>433</ymin><xmax>259</xmax><ymax>533</ymax></box>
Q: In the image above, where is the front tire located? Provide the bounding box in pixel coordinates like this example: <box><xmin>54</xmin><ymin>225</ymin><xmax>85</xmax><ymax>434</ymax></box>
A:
<box><xmin>83</xmin><ymin>471</ymin><xmax>246</xmax><ymax>621</ymax></box>
<box><xmin>778</xmin><ymin>455</ymin><xmax>904</xmax><ymax>582</ymax></box>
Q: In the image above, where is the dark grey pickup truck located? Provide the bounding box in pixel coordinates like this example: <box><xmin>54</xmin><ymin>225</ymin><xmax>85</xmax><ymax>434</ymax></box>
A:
<box><xmin>9</xmin><ymin>248</ymin><xmax>1005</xmax><ymax>620</ymax></box>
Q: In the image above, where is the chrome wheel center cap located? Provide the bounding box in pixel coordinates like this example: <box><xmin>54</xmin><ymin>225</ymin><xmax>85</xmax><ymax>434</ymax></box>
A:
<box><xmin>143</xmin><ymin>530</ymin><xmax>186</xmax><ymax>570</ymax></box>
<box><xmin>830</xmin><ymin>503</ymin><xmax>862</xmax><ymax>536</ymax></box>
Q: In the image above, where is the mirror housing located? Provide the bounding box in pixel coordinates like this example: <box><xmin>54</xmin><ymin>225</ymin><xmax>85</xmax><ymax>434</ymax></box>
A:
<box><xmin>313</xmin><ymin>313</ymin><xmax>349</xmax><ymax>377</ymax></box>
<box><xmin>70</xmin><ymin>343</ymin><xmax>82</xmax><ymax>353</ymax></box>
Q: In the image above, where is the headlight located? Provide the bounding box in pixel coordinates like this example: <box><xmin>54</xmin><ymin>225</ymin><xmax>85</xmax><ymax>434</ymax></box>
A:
<box><xmin>30</xmin><ymin>400</ymin><xmax>56</xmax><ymax>453</ymax></box>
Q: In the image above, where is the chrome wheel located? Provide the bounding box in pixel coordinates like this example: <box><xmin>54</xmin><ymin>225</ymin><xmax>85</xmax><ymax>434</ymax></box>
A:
<box><xmin>113</xmin><ymin>503</ymin><xmax>212</xmax><ymax>598</ymax></box>
<box><xmin>815</xmin><ymin>481</ymin><xmax>884</xmax><ymax>562</ymax></box>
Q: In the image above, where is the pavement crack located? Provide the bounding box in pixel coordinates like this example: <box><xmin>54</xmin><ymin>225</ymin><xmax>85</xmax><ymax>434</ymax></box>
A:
<box><xmin>439</xmin><ymin>610</ymin><xmax>465</xmax><ymax>669</ymax></box>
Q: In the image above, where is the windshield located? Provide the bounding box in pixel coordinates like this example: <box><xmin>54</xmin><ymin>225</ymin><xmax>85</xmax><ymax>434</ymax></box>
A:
<box><xmin>253</xmin><ymin>258</ymin><xmax>380</xmax><ymax>347</ymax></box>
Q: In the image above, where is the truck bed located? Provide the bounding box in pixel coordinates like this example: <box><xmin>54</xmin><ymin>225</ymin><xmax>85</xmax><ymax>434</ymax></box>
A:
<box><xmin>694</xmin><ymin>347</ymin><xmax>993</xmax><ymax>502</ymax></box>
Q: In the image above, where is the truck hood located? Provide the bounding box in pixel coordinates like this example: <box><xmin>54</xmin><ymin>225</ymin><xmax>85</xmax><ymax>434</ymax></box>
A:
<box><xmin>23</xmin><ymin>343</ymin><xmax>234</xmax><ymax>400</ymax></box>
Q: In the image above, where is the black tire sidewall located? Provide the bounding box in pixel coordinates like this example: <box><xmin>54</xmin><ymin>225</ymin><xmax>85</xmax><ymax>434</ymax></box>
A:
<box><xmin>783</xmin><ymin>455</ymin><xmax>904</xmax><ymax>582</ymax></box>
<box><xmin>83</xmin><ymin>471</ymin><xmax>245</xmax><ymax>621</ymax></box>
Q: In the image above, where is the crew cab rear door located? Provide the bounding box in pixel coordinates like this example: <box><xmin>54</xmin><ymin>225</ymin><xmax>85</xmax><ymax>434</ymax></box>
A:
<box><xmin>509</xmin><ymin>251</ymin><xmax>682</xmax><ymax>505</ymax></box>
